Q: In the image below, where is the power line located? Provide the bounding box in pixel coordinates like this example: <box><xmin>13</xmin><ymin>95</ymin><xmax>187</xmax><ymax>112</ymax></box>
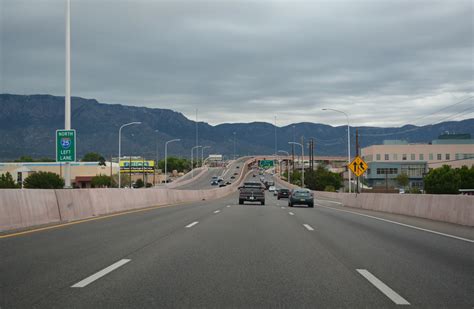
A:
<box><xmin>359</xmin><ymin>96</ymin><xmax>474</xmax><ymax>137</ymax></box>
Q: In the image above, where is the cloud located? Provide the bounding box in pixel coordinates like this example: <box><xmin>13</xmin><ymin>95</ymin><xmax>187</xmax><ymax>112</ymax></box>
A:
<box><xmin>1</xmin><ymin>0</ymin><xmax>473</xmax><ymax>127</ymax></box>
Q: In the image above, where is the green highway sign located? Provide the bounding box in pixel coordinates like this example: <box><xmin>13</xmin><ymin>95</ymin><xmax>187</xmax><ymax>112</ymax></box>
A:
<box><xmin>259</xmin><ymin>159</ymin><xmax>274</xmax><ymax>169</ymax></box>
<box><xmin>56</xmin><ymin>129</ymin><xmax>76</xmax><ymax>162</ymax></box>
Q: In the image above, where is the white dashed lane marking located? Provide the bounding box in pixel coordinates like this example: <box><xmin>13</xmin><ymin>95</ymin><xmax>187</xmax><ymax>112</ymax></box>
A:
<box><xmin>357</xmin><ymin>269</ymin><xmax>410</xmax><ymax>305</ymax></box>
<box><xmin>71</xmin><ymin>259</ymin><xmax>131</xmax><ymax>288</ymax></box>
<box><xmin>185</xmin><ymin>221</ymin><xmax>199</xmax><ymax>228</ymax></box>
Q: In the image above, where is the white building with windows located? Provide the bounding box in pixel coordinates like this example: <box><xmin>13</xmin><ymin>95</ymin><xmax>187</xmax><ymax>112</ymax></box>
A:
<box><xmin>361</xmin><ymin>134</ymin><xmax>474</xmax><ymax>189</ymax></box>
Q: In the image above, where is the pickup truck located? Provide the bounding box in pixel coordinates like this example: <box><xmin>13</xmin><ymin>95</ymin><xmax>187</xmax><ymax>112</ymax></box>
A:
<box><xmin>238</xmin><ymin>182</ymin><xmax>265</xmax><ymax>205</ymax></box>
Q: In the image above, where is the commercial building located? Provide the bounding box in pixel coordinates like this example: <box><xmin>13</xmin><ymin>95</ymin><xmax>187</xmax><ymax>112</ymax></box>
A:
<box><xmin>361</xmin><ymin>134</ymin><xmax>474</xmax><ymax>189</ymax></box>
<box><xmin>0</xmin><ymin>161</ymin><xmax>120</xmax><ymax>188</ymax></box>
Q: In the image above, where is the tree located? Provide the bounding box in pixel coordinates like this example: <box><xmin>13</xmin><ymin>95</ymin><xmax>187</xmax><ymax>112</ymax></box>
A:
<box><xmin>424</xmin><ymin>165</ymin><xmax>461</xmax><ymax>194</ymax></box>
<box><xmin>23</xmin><ymin>172</ymin><xmax>65</xmax><ymax>189</ymax></box>
<box><xmin>157</xmin><ymin>157</ymin><xmax>191</xmax><ymax>173</ymax></box>
<box><xmin>91</xmin><ymin>175</ymin><xmax>113</xmax><ymax>188</ymax></box>
<box><xmin>395</xmin><ymin>173</ymin><xmax>409</xmax><ymax>189</ymax></box>
<box><xmin>13</xmin><ymin>156</ymin><xmax>54</xmax><ymax>162</ymax></box>
<box><xmin>458</xmin><ymin>165</ymin><xmax>474</xmax><ymax>190</ymax></box>
<box><xmin>134</xmin><ymin>178</ymin><xmax>144</xmax><ymax>188</ymax></box>
<box><xmin>0</xmin><ymin>172</ymin><xmax>19</xmax><ymax>189</ymax></box>
<box><xmin>81</xmin><ymin>152</ymin><xmax>106</xmax><ymax>165</ymax></box>
<box><xmin>305</xmin><ymin>165</ymin><xmax>342</xmax><ymax>191</ymax></box>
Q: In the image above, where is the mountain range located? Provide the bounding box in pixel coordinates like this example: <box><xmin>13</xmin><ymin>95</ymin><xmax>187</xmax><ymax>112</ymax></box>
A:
<box><xmin>1</xmin><ymin>94</ymin><xmax>473</xmax><ymax>161</ymax></box>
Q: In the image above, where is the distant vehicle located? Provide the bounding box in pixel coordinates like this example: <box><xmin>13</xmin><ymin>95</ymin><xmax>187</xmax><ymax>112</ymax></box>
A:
<box><xmin>277</xmin><ymin>188</ymin><xmax>290</xmax><ymax>199</ymax></box>
<box><xmin>234</xmin><ymin>172</ymin><xmax>238</xmax><ymax>175</ymax></box>
<box><xmin>219</xmin><ymin>183</ymin><xmax>226</xmax><ymax>187</ymax></box>
<box><xmin>230</xmin><ymin>176</ymin><xmax>236</xmax><ymax>179</ymax></box>
<box><xmin>253</xmin><ymin>174</ymin><xmax>257</xmax><ymax>177</ymax></box>
<box><xmin>238</xmin><ymin>182</ymin><xmax>265</xmax><ymax>205</ymax></box>
<box><xmin>211</xmin><ymin>176</ymin><xmax>218</xmax><ymax>181</ymax></box>
<box><xmin>268</xmin><ymin>186</ymin><xmax>276</xmax><ymax>192</ymax></box>
<box><xmin>225</xmin><ymin>181</ymin><xmax>231</xmax><ymax>185</ymax></box>
<box><xmin>288</xmin><ymin>189</ymin><xmax>314</xmax><ymax>208</ymax></box>
<box><xmin>264</xmin><ymin>181</ymin><xmax>274</xmax><ymax>190</ymax></box>
<box><xmin>211</xmin><ymin>180</ymin><xmax>219</xmax><ymax>185</ymax></box>
<box><xmin>217</xmin><ymin>177</ymin><xmax>223</xmax><ymax>182</ymax></box>
<box><xmin>399</xmin><ymin>188</ymin><xmax>405</xmax><ymax>194</ymax></box>
<box><xmin>273</xmin><ymin>188</ymin><xmax>279</xmax><ymax>196</ymax></box>
<box><xmin>236</xmin><ymin>166</ymin><xmax>240</xmax><ymax>168</ymax></box>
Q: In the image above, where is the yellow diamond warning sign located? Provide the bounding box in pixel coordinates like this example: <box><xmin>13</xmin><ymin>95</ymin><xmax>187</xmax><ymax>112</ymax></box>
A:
<box><xmin>348</xmin><ymin>156</ymin><xmax>368</xmax><ymax>177</ymax></box>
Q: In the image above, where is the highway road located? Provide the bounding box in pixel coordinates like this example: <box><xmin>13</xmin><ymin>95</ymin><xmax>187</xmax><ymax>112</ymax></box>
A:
<box><xmin>175</xmin><ymin>158</ymin><xmax>247</xmax><ymax>190</ymax></box>
<box><xmin>1</xmin><ymin>176</ymin><xmax>473</xmax><ymax>308</ymax></box>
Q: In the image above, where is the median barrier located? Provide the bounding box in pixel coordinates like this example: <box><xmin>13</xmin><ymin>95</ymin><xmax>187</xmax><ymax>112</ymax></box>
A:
<box><xmin>0</xmin><ymin>158</ymin><xmax>257</xmax><ymax>232</ymax></box>
<box><xmin>0</xmin><ymin>189</ymin><xmax>61</xmax><ymax>231</ymax></box>
<box><xmin>167</xmin><ymin>167</ymin><xmax>206</xmax><ymax>188</ymax></box>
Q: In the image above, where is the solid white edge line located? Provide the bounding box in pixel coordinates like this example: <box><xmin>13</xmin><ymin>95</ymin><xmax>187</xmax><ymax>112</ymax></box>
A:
<box><xmin>317</xmin><ymin>199</ymin><xmax>342</xmax><ymax>205</ymax></box>
<box><xmin>289</xmin><ymin>212</ymin><xmax>295</xmax><ymax>216</ymax></box>
<box><xmin>303</xmin><ymin>224</ymin><xmax>314</xmax><ymax>231</ymax></box>
<box><xmin>214</xmin><ymin>210</ymin><xmax>221</xmax><ymax>214</ymax></box>
<box><xmin>71</xmin><ymin>259</ymin><xmax>131</xmax><ymax>288</ymax></box>
<box><xmin>185</xmin><ymin>221</ymin><xmax>199</xmax><ymax>228</ymax></box>
<box><xmin>316</xmin><ymin>203</ymin><xmax>474</xmax><ymax>243</ymax></box>
<box><xmin>356</xmin><ymin>269</ymin><xmax>410</xmax><ymax>305</ymax></box>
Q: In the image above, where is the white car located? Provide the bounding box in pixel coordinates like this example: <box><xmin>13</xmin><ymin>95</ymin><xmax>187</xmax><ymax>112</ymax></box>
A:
<box><xmin>268</xmin><ymin>186</ymin><xmax>276</xmax><ymax>192</ymax></box>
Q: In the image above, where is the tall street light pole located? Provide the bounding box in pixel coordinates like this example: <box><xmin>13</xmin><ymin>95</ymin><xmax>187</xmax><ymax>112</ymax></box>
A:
<box><xmin>64</xmin><ymin>0</ymin><xmax>71</xmax><ymax>188</ymax></box>
<box><xmin>191</xmin><ymin>145</ymin><xmax>202</xmax><ymax>178</ymax></box>
<box><xmin>289</xmin><ymin>142</ymin><xmax>304</xmax><ymax>187</ymax></box>
<box><xmin>322</xmin><ymin>108</ymin><xmax>351</xmax><ymax>193</ymax></box>
<box><xmin>118</xmin><ymin>122</ymin><xmax>141</xmax><ymax>188</ymax></box>
<box><xmin>278</xmin><ymin>150</ymin><xmax>290</xmax><ymax>184</ymax></box>
<box><xmin>165</xmin><ymin>139</ymin><xmax>180</xmax><ymax>184</ymax></box>
<box><xmin>233</xmin><ymin>132</ymin><xmax>236</xmax><ymax>160</ymax></box>
<box><xmin>201</xmin><ymin>146</ymin><xmax>211</xmax><ymax>167</ymax></box>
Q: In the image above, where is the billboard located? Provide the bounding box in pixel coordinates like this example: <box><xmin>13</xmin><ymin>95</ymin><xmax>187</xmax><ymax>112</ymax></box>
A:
<box><xmin>120</xmin><ymin>160</ymin><xmax>155</xmax><ymax>173</ymax></box>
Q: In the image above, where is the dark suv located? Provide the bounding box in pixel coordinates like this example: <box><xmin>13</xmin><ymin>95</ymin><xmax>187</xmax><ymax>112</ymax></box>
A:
<box><xmin>277</xmin><ymin>188</ymin><xmax>290</xmax><ymax>199</ymax></box>
<box><xmin>288</xmin><ymin>189</ymin><xmax>314</xmax><ymax>208</ymax></box>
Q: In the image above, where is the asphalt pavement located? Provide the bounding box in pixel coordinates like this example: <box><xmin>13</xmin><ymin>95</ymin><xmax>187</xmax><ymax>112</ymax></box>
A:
<box><xmin>175</xmin><ymin>158</ymin><xmax>247</xmax><ymax>190</ymax></box>
<box><xmin>1</xmin><ymin>175</ymin><xmax>473</xmax><ymax>308</ymax></box>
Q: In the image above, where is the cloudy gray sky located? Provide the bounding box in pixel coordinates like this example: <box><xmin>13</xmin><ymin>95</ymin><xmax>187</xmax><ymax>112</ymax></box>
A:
<box><xmin>1</xmin><ymin>0</ymin><xmax>473</xmax><ymax>127</ymax></box>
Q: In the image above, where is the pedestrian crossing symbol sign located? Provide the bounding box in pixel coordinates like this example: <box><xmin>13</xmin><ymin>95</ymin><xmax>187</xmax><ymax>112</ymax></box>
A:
<box><xmin>348</xmin><ymin>156</ymin><xmax>368</xmax><ymax>177</ymax></box>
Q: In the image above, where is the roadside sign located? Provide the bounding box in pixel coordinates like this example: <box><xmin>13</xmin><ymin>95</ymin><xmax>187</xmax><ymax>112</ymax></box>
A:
<box><xmin>56</xmin><ymin>129</ymin><xmax>76</xmax><ymax>162</ymax></box>
<box><xmin>119</xmin><ymin>160</ymin><xmax>155</xmax><ymax>173</ymax></box>
<box><xmin>259</xmin><ymin>160</ymin><xmax>274</xmax><ymax>169</ymax></box>
<box><xmin>348</xmin><ymin>155</ymin><xmax>368</xmax><ymax>177</ymax></box>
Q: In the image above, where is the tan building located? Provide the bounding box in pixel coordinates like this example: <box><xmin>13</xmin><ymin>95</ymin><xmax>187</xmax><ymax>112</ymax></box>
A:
<box><xmin>0</xmin><ymin>162</ymin><xmax>120</xmax><ymax>188</ymax></box>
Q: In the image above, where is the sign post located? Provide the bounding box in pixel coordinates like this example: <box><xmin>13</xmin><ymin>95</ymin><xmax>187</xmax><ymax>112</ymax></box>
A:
<box><xmin>56</xmin><ymin>129</ymin><xmax>76</xmax><ymax>162</ymax></box>
<box><xmin>348</xmin><ymin>155</ymin><xmax>368</xmax><ymax>193</ymax></box>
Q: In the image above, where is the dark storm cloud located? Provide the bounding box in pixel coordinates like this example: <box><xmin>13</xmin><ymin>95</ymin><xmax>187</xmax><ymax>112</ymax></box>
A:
<box><xmin>1</xmin><ymin>0</ymin><xmax>473</xmax><ymax>126</ymax></box>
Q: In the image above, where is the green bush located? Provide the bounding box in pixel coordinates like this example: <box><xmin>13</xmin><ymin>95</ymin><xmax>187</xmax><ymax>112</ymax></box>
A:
<box><xmin>23</xmin><ymin>172</ymin><xmax>64</xmax><ymax>189</ymax></box>
<box><xmin>424</xmin><ymin>165</ymin><xmax>474</xmax><ymax>194</ymax></box>
<box><xmin>0</xmin><ymin>172</ymin><xmax>19</xmax><ymax>189</ymax></box>
<box><xmin>135</xmin><ymin>178</ymin><xmax>144</xmax><ymax>188</ymax></box>
<box><xmin>91</xmin><ymin>175</ymin><xmax>113</xmax><ymax>188</ymax></box>
<box><xmin>324</xmin><ymin>185</ymin><xmax>336</xmax><ymax>192</ymax></box>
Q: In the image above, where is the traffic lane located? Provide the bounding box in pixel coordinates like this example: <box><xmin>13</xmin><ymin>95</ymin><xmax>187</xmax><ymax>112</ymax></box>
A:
<box><xmin>278</xmin><ymin>194</ymin><xmax>474</xmax><ymax>307</ymax></box>
<box><xmin>0</xmin><ymin>193</ymin><xmax>237</xmax><ymax>308</ymax></box>
<box><xmin>316</xmin><ymin>197</ymin><xmax>474</xmax><ymax>241</ymax></box>
<box><xmin>175</xmin><ymin>167</ymin><xmax>224</xmax><ymax>190</ymax></box>
<box><xmin>37</xmin><ymin>191</ymin><xmax>389</xmax><ymax>308</ymax></box>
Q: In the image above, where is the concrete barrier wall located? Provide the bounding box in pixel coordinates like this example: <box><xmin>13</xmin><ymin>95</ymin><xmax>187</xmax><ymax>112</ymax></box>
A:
<box><xmin>167</xmin><ymin>167</ymin><xmax>206</xmax><ymax>188</ymax></box>
<box><xmin>0</xmin><ymin>189</ymin><xmax>61</xmax><ymax>231</ymax></box>
<box><xmin>274</xmin><ymin>177</ymin><xmax>474</xmax><ymax>226</ymax></box>
<box><xmin>0</xmin><ymin>158</ymin><xmax>257</xmax><ymax>232</ymax></box>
